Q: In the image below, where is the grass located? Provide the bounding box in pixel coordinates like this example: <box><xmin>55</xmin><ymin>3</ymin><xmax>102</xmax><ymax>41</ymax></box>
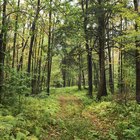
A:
<box><xmin>0</xmin><ymin>87</ymin><xmax>140</xmax><ymax>140</ymax></box>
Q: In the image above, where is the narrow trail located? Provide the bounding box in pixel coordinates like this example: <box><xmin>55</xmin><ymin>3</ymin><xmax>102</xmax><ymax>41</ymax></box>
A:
<box><xmin>58</xmin><ymin>95</ymin><xmax>84</xmax><ymax>118</ymax></box>
<box><xmin>47</xmin><ymin>94</ymin><xmax>111</xmax><ymax>140</ymax></box>
<box><xmin>47</xmin><ymin>95</ymin><xmax>85</xmax><ymax>140</ymax></box>
<box><xmin>58</xmin><ymin>95</ymin><xmax>110</xmax><ymax>132</ymax></box>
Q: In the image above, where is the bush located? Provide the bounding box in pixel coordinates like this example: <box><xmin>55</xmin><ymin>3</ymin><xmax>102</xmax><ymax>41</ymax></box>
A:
<box><xmin>2</xmin><ymin>67</ymin><xmax>30</xmax><ymax>105</ymax></box>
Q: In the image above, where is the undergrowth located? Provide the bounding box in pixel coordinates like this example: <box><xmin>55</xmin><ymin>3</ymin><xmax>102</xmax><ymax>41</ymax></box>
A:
<box><xmin>0</xmin><ymin>87</ymin><xmax>139</xmax><ymax>140</ymax></box>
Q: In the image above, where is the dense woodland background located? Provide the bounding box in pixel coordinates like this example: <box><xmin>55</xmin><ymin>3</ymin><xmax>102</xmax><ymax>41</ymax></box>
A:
<box><xmin>0</xmin><ymin>0</ymin><xmax>140</xmax><ymax>139</ymax></box>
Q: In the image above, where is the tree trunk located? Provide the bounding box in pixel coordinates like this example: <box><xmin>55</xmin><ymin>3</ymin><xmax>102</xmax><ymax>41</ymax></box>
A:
<box><xmin>62</xmin><ymin>57</ymin><xmax>66</xmax><ymax>87</ymax></box>
<box><xmin>107</xmin><ymin>24</ymin><xmax>114</xmax><ymax>94</ymax></box>
<box><xmin>118</xmin><ymin>49</ymin><xmax>124</xmax><ymax>94</ymax></box>
<box><xmin>82</xmin><ymin>0</ymin><xmax>93</xmax><ymax>97</ymax></box>
<box><xmin>82</xmin><ymin>70</ymin><xmax>86</xmax><ymax>89</ymax></box>
<box><xmin>93</xmin><ymin>61</ymin><xmax>99</xmax><ymax>90</ymax></box>
<box><xmin>78</xmin><ymin>53</ymin><xmax>82</xmax><ymax>90</ymax></box>
<box><xmin>118</xmin><ymin>17</ymin><xmax>124</xmax><ymax>94</ymax></box>
<box><xmin>0</xmin><ymin>0</ymin><xmax>7</xmax><ymax>102</ymax></box>
<box><xmin>134</xmin><ymin>0</ymin><xmax>140</xmax><ymax>103</ymax></box>
<box><xmin>97</xmin><ymin>0</ymin><xmax>107</xmax><ymax>100</ymax></box>
<box><xmin>37</xmin><ymin>36</ymin><xmax>44</xmax><ymax>93</ymax></box>
<box><xmin>17</xmin><ymin>36</ymin><xmax>29</xmax><ymax>71</ymax></box>
<box><xmin>27</xmin><ymin>0</ymin><xmax>40</xmax><ymax>74</ymax></box>
<box><xmin>47</xmin><ymin>0</ymin><xmax>52</xmax><ymax>95</ymax></box>
<box><xmin>12</xmin><ymin>0</ymin><xmax>20</xmax><ymax>68</ymax></box>
<box><xmin>41</xmin><ymin>62</ymin><xmax>47</xmax><ymax>91</ymax></box>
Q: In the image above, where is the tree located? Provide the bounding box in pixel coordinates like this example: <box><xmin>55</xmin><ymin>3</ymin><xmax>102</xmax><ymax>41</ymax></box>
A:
<box><xmin>81</xmin><ymin>0</ymin><xmax>93</xmax><ymax>97</ymax></box>
<box><xmin>0</xmin><ymin>0</ymin><xmax>7</xmax><ymax>102</ymax></box>
<box><xmin>12</xmin><ymin>0</ymin><xmax>20</xmax><ymax>68</ymax></box>
<box><xmin>96</xmin><ymin>0</ymin><xmax>107</xmax><ymax>100</ymax></box>
<box><xmin>134</xmin><ymin>0</ymin><xmax>140</xmax><ymax>103</ymax></box>
<box><xmin>27</xmin><ymin>0</ymin><xmax>40</xmax><ymax>74</ymax></box>
<box><xmin>47</xmin><ymin>0</ymin><xmax>52</xmax><ymax>95</ymax></box>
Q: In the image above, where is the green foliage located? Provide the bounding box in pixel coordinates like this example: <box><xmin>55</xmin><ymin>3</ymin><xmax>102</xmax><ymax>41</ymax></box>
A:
<box><xmin>3</xmin><ymin>67</ymin><xmax>30</xmax><ymax>105</ymax></box>
<box><xmin>113</xmin><ymin>103</ymin><xmax>140</xmax><ymax>140</ymax></box>
<box><xmin>0</xmin><ymin>87</ymin><xmax>140</xmax><ymax>140</ymax></box>
<box><xmin>0</xmin><ymin>92</ymin><xmax>60</xmax><ymax>139</ymax></box>
<box><xmin>59</xmin><ymin>118</ymin><xmax>99</xmax><ymax>140</ymax></box>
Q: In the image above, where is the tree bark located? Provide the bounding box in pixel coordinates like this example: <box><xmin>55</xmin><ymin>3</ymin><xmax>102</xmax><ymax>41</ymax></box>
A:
<box><xmin>82</xmin><ymin>0</ymin><xmax>93</xmax><ymax>97</ymax></box>
<box><xmin>82</xmin><ymin>70</ymin><xmax>86</xmax><ymax>89</ymax></box>
<box><xmin>17</xmin><ymin>36</ymin><xmax>29</xmax><ymax>71</ymax></box>
<box><xmin>62</xmin><ymin>57</ymin><xmax>66</xmax><ymax>87</ymax></box>
<box><xmin>37</xmin><ymin>36</ymin><xmax>44</xmax><ymax>93</ymax></box>
<box><xmin>134</xmin><ymin>0</ymin><xmax>140</xmax><ymax>103</ymax></box>
<box><xmin>27</xmin><ymin>0</ymin><xmax>40</xmax><ymax>74</ymax></box>
<box><xmin>78</xmin><ymin>53</ymin><xmax>82</xmax><ymax>90</ymax></box>
<box><xmin>0</xmin><ymin>0</ymin><xmax>7</xmax><ymax>102</ymax></box>
<box><xmin>107</xmin><ymin>24</ymin><xmax>114</xmax><ymax>94</ymax></box>
<box><xmin>93</xmin><ymin>61</ymin><xmax>99</xmax><ymax>90</ymax></box>
<box><xmin>47</xmin><ymin>0</ymin><xmax>52</xmax><ymax>95</ymax></box>
<box><xmin>118</xmin><ymin>17</ymin><xmax>124</xmax><ymax>94</ymax></box>
<box><xmin>12</xmin><ymin>0</ymin><xmax>20</xmax><ymax>68</ymax></box>
<box><xmin>97</xmin><ymin>0</ymin><xmax>107</xmax><ymax>100</ymax></box>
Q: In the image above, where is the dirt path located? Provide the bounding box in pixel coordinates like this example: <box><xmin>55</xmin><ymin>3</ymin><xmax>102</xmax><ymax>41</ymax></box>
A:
<box><xmin>58</xmin><ymin>95</ymin><xmax>84</xmax><ymax>118</ymax></box>
<box><xmin>46</xmin><ymin>94</ymin><xmax>112</xmax><ymax>140</ymax></box>
<box><xmin>47</xmin><ymin>95</ymin><xmax>85</xmax><ymax>139</ymax></box>
<box><xmin>58</xmin><ymin>95</ymin><xmax>114</xmax><ymax>137</ymax></box>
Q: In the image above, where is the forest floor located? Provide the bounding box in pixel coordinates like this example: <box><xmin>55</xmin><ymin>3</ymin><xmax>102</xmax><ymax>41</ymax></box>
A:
<box><xmin>45</xmin><ymin>91</ymin><xmax>119</xmax><ymax>140</ymax></box>
<box><xmin>0</xmin><ymin>87</ymin><xmax>140</xmax><ymax>140</ymax></box>
<box><xmin>47</xmin><ymin>94</ymin><xmax>107</xmax><ymax>140</ymax></box>
<box><xmin>45</xmin><ymin>88</ymin><xmax>140</xmax><ymax>140</ymax></box>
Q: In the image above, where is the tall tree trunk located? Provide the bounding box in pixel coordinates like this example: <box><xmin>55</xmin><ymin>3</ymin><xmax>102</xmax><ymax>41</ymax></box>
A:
<box><xmin>31</xmin><ymin>50</ymin><xmax>36</xmax><ymax>94</ymax></box>
<box><xmin>31</xmin><ymin>35</ymin><xmax>38</xmax><ymax>94</ymax></box>
<box><xmin>47</xmin><ymin>0</ymin><xmax>52</xmax><ymax>95</ymax></box>
<box><xmin>0</xmin><ymin>0</ymin><xmax>7</xmax><ymax>102</ymax></box>
<box><xmin>17</xmin><ymin>24</ymin><xmax>27</xmax><ymax>71</ymax></box>
<box><xmin>62</xmin><ymin>57</ymin><xmax>66</xmax><ymax>87</ymax></box>
<box><xmin>118</xmin><ymin>49</ymin><xmax>123</xmax><ymax>94</ymax></box>
<box><xmin>37</xmin><ymin>36</ymin><xmax>44</xmax><ymax>92</ymax></box>
<box><xmin>82</xmin><ymin>0</ymin><xmax>93</xmax><ymax>97</ymax></box>
<box><xmin>12</xmin><ymin>0</ymin><xmax>20</xmax><ymax>68</ymax></box>
<box><xmin>16</xmin><ymin>45</ymin><xmax>19</xmax><ymax>71</ymax></box>
<box><xmin>107</xmin><ymin>24</ymin><xmax>114</xmax><ymax>94</ymax></box>
<box><xmin>17</xmin><ymin>36</ymin><xmax>29</xmax><ymax>71</ymax></box>
<box><xmin>82</xmin><ymin>70</ymin><xmax>86</xmax><ymax>89</ymax></box>
<box><xmin>93</xmin><ymin>61</ymin><xmax>99</xmax><ymax>90</ymax></box>
<box><xmin>41</xmin><ymin>62</ymin><xmax>47</xmax><ymax>91</ymax></box>
<box><xmin>118</xmin><ymin>17</ymin><xmax>124</xmax><ymax>94</ymax></box>
<box><xmin>134</xmin><ymin>0</ymin><xmax>140</xmax><ymax>103</ymax></box>
<box><xmin>78</xmin><ymin>53</ymin><xmax>82</xmax><ymax>90</ymax></box>
<box><xmin>112</xmin><ymin>38</ymin><xmax>115</xmax><ymax>91</ymax></box>
<box><xmin>97</xmin><ymin>0</ymin><xmax>107</xmax><ymax>100</ymax></box>
<box><xmin>27</xmin><ymin>0</ymin><xmax>40</xmax><ymax>74</ymax></box>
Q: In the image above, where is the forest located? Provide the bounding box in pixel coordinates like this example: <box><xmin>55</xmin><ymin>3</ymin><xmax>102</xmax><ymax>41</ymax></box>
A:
<box><xmin>0</xmin><ymin>0</ymin><xmax>140</xmax><ymax>139</ymax></box>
